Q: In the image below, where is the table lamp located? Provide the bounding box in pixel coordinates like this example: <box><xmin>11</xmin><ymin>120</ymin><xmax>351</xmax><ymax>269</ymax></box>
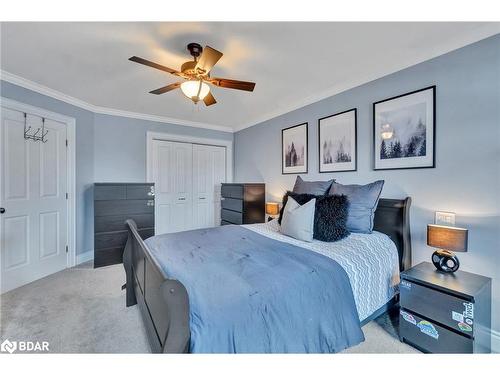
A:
<box><xmin>427</xmin><ymin>224</ymin><xmax>468</xmax><ymax>273</ymax></box>
<box><xmin>265</xmin><ymin>202</ymin><xmax>280</xmax><ymax>222</ymax></box>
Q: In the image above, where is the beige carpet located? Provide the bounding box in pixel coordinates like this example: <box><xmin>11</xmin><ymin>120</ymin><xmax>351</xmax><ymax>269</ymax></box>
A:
<box><xmin>0</xmin><ymin>262</ymin><xmax>418</xmax><ymax>354</ymax></box>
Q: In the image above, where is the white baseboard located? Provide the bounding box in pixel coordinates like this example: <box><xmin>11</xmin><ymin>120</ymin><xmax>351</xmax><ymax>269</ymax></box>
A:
<box><xmin>76</xmin><ymin>250</ymin><xmax>94</xmax><ymax>265</ymax></box>
<box><xmin>492</xmin><ymin>329</ymin><xmax>500</xmax><ymax>353</ymax></box>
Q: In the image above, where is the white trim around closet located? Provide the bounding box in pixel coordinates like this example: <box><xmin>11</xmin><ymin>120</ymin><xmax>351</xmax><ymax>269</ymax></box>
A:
<box><xmin>146</xmin><ymin>131</ymin><xmax>233</xmax><ymax>183</ymax></box>
<box><xmin>0</xmin><ymin>96</ymin><xmax>78</xmax><ymax>268</ymax></box>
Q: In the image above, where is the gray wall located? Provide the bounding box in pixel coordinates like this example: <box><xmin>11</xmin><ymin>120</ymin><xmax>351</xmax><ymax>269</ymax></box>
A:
<box><xmin>234</xmin><ymin>35</ymin><xmax>500</xmax><ymax>338</ymax></box>
<box><xmin>1</xmin><ymin>80</ymin><xmax>233</xmax><ymax>256</ymax></box>
<box><xmin>1</xmin><ymin>33</ymin><xmax>499</xmax><ymax>348</ymax></box>
<box><xmin>94</xmin><ymin>114</ymin><xmax>232</xmax><ymax>182</ymax></box>
<box><xmin>1</xmin><ymin>80</ymin><xmax>95</xmax><ymax>257</ymax></box>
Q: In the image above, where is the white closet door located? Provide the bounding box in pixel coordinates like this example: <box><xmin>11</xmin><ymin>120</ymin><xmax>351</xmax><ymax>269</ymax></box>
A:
<box><xmin>212</xmin><ymin>146</ymin><xmax>226</xmax><ymax>227</ymax></box>
<box><xmin>192</xmin><ymin>144</ymin><xmax>226</xmax><ymax>229</ymax></box>
<box><xmin>1</xmin><ymin>108</ymin><xmax>67</xmax><ymax>293</ymax></box>
<box><xmin>152</xmin><ymin>140</ymin><xmax>193</xmax><ymax>234</ymax></box>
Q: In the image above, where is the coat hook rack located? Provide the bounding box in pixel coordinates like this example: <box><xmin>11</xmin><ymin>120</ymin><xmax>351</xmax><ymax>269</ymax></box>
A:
<box><xmin>24</xmin><ymin>113</ymin><xmax>49</xmax><ymax>143</ymax></box>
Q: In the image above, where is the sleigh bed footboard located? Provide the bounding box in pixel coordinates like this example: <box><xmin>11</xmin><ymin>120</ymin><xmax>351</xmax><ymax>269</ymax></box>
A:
<box><xmin>123</xmin><ymin>219</ymin><xmax>190</xmax><ymax>353</ymax></box>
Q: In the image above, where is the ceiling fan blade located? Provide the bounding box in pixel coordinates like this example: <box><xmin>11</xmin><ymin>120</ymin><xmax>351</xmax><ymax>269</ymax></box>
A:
<box><xmin>129</xmin><ymin>56</ymin><xmax>180</xmax><ymax>75</ymax></box>
<box><xmin>195</xmin><ymin>46</ymin><xmax>223</xmax><ymax>75</ymax></box>
<box><xmin>203</xmin><ymin>91</ymin><xmax>217</xmax><ymax>106</ymax></box>
<box><xmin>149</xmin><ymin>82</ymin><xmax>182</xmax><ymax>95</ymax></box>
<box><xmin>210</xmin><ymin>78</ymin><xmax>256</xmax><ymax>92</ymax></box>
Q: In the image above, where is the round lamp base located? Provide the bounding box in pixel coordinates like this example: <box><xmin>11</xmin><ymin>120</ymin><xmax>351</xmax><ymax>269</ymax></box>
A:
<box><xmin>432</xmin><ymin>249</ymin><xmax>460</xmax><ymax>273</ymax></box>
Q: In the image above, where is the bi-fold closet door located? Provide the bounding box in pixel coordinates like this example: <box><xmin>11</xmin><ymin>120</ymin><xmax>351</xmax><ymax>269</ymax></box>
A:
<box><xmin>192</xmin><ymin>143</ymin><xmax>226</xmax><ymax>230</ymax></box>
<box><xmin>152</xmin><ymin>140</ymin><xmax>226</xmax><ymax>235</ymax></box>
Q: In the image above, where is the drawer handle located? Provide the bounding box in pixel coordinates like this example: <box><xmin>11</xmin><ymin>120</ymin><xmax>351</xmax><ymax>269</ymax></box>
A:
<box><xmin>178</xmin><ymin>197</ymin><xmax>186</xmax><ymax>201</ymax></box>
<box><xmin>199</xmin><ymin>197</ymin><xmax>206</xmax><ymax>200</ymax></box>
<box><xmin>147</xmin><ymin>192</ymin><xmax>155</xmax><ymax>196</ymax></box>
<box><xmin>146</xmin><ymin>200</ymin><xmax>154</xmax><ymax>206</ymax></box>
<box><xmin>221</xmin><ymin>197</ymin><xmax>225</xmax><ymax>201</ymax></box>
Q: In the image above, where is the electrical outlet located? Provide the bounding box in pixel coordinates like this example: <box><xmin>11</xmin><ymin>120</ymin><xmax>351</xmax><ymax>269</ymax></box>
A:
<box><xmin>435</xmin><ymin>211</ymin><xmax>456</xmax><ymax>226</ymax></box>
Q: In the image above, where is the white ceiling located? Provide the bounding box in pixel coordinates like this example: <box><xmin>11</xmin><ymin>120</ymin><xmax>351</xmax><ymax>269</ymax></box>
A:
<box><xmin>1</xmin><ymin>22</ymin><xmax>499</xmax><ymax>131</ymax></box>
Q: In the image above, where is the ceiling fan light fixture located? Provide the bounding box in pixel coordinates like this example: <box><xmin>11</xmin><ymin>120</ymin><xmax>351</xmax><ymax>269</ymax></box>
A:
<box><xmin>129</xmin><ymin>43</ymin><xmax>255</xmax><ymax>106</ymax></box>
<box><xmin>180</xmin><ymin>80</ymin><xmax>210</xmax><ymax>103</ymax></box>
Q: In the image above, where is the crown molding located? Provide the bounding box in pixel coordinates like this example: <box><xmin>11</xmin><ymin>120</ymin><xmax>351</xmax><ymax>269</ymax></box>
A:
<box><xmin>233</xmin><ymin>32</ymin><xmax>500</xmax><ymax>133</ymax></box>
<box><xmin>0</xmin><ymin>70</ymin><xmax>233</xmax><ymax>133</ymax></box>
<box><xmin>232</xmin><ymin>63</ymin><xmax>423</xmax><ymax>132</ymax></box>
<box><xmin>232</xmin><ymin>85</ymin><xmax>352</xmax><ymax>132</ymax></box>
<box><xmin>232</xmin><ymin>65</ymin><xmax>412</xmax><ymax>132</ymax></box>
<box><xmin>233</xmin><ymin>77</ymin><xmax>381</xmax><ymax>132</ymax></box>
<box><xmin>1</xmin><ymin>70</ymin><xmax>97</xmax><ymax>111</ymax></box>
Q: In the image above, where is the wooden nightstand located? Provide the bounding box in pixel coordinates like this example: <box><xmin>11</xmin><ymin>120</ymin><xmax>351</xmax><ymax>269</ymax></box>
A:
<box><xmin>399</xmin><ymin>262</ymin><xmax>491</xmax><ymax>353</ymax></box>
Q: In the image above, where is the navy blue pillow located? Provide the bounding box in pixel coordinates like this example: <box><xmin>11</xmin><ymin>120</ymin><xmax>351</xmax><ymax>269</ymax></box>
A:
<box><xmin>278</xmin><ymin>191</ymin><xmax>350</xmax><ymax>242</ymax></box>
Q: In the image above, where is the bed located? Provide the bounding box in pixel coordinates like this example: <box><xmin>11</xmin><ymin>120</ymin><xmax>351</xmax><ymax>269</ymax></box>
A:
<box><xmin>123</xmin><ymin>197</ymin><xmax>411</xmax><ymax>353</ymax></box>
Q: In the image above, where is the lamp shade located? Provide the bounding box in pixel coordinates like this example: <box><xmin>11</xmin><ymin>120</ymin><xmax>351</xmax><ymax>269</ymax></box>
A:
<box><xmin>427</xmin><ymin>224</ymin><xmax>468</xmax><ymax>252</ymax></box>
<box><xmin>265</xmin><ymin>202</ymin><xmax>280</xmax><ymax>216</ymax></box>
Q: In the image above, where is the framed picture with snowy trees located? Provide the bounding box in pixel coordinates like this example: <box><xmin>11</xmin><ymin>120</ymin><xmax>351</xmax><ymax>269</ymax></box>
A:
<box><xmin>282</xmin><ymin>122</ymin><xmax>308</xmax><ymax>174</ymax></box>
<box><xmin>318</xmin><ymin>109</ymin><xmax>357</xmax><ymax>172</ymax></box>
<box><xmin>373</xmin><ymin>86</ymin><xmax>436</xmax><ymax>170</ymax></box>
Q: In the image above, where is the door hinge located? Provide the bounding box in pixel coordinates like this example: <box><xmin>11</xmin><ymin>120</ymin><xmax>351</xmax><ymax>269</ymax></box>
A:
<box><xmin>66</xmin><ymin>193</ymin><xmax>69</xmax><ymax>199</ymax></box>
<box><xmin>66</xmin><ymin>245</ymin><xmax>68</xmax><ymax>253</ymax></box>
<box><xmin>66</xmin><ymin>139</ymin><xmax>68</xmax><ymax>147</ymax></box>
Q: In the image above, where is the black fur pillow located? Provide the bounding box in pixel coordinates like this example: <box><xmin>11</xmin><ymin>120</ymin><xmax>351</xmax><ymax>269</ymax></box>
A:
<box><xmin>278</xmin><ymin>191</ymin><xmax>350</xmax><ymax>242</ymax></box>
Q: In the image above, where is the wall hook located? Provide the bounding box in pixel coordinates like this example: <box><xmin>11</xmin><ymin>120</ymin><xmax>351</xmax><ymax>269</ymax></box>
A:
<box><xmin>23</xmin><ymin>114</ymin><xmax>49</xmax><ymax>143</ymax></box>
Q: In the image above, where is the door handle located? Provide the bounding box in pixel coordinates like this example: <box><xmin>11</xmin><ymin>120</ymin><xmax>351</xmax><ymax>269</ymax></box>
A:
<box><xmin>0</xmin><ymin>207</ymin><xmax>5</xmax><ymax>214</ymax></box>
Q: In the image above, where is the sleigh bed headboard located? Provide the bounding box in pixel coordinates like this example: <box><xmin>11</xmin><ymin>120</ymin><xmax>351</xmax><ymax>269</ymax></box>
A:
<box><xmin>373</xmin><ymin>197</ymin><xmax>412</xmax><ymax>271</ymax></box>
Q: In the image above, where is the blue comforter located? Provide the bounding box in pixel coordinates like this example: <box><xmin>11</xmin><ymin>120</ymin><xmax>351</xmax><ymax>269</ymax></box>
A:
<box><xmin>145</xmin><ymin>225</ymin><xmax>364</xmax><ymax>353</ymax></box>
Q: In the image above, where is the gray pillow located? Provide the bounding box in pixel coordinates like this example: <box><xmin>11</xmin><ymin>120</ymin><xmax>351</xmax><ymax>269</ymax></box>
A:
<box><xmin>329</xmin><ymin>180</ymin><xmax>384</xmax><ymax>234</ymax></box>
<box><xmin>292</xmin><ymin>176</ymin><xmax>334</xmax><ymax>195</ymax></box>
<box><xmin>280</xmin><ymin>196</ymin><xmax>316</xmax><ymax>242</ymax></box>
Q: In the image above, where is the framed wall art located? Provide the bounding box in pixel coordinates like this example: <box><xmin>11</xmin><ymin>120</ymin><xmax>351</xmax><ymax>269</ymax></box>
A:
<box><xmin>318</xmin><ymin>108</ymin><xmax>357</xmax><ymax>173</ymax></box>
<box><xmin>373</xmin><ymin>86</ymin><xmax>436</xmax><ymax>170</ymax></box>
<box><xmin>282</xmin><ymin>122</ymin><xmax>308</xmax><ymax>174</ymax></box>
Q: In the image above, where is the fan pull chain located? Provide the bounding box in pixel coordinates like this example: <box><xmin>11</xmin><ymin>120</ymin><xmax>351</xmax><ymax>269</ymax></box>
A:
<box><xmin>195</xmin><ymin>79</ymin><xmax>203</xmax><ymax>102</ymax></box>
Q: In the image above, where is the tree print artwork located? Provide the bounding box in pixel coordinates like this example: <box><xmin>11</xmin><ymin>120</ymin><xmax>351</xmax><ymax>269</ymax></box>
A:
<box><xmin>319</xmin><ymin>109</ymin><xmax>357</xmax><ymax>172</ymax></box>
<box><xmin>374</xmin><ymin>86</ymin><xmax>435</xmax><ymax>170</ymax></box>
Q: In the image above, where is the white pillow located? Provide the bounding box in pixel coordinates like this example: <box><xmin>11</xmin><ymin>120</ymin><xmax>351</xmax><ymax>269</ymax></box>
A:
<box><xmin>280</xmin><ymin>196</ymin><xmax>316</xmax><ymax>242</ymax></box>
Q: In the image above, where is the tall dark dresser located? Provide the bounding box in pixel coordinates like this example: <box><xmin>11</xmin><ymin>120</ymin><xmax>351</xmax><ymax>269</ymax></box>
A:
<box><xmin>220</xmin><ymin>183</ymin><xmax>265</xmax><ymax>225</ymax></box>
<box><xmin>94</xmin><ymin>183</ymin><xmax>155</xmax><ymax>268</ymax></box>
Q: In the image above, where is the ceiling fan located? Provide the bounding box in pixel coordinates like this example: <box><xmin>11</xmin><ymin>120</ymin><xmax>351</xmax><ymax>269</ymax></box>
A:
<box><xmin>129</xmin><ymin>43</ymin><xmax>256</xmax><ymax>106</ymax></box>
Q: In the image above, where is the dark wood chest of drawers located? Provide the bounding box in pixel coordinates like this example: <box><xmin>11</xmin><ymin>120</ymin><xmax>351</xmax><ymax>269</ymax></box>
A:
<box><xmin>400</xmin><ymin>262</ymin><xmax>491</xmax><ymax>353</ymax></box>
<box><xmin>94</xmin><ymin>183</ymin><xmax>155</xmax><ymax>268</ymax></box>
<box><xmin>220</xmin><ymin>183</ymin><xmax>265</xmax><ymax>225</ymax></box>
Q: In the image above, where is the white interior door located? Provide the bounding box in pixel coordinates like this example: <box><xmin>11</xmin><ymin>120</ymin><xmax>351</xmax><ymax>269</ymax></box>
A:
<box><xmin>192</xmin><ymin>144</ymin><xmax>226</xmax><ymax>229</ymax></box>
<box><xmin>1</xmin><ymin>108</ymin><xmax>68</xmax><ymax>293</ymax></box>
<box><xmin>152</xmin><ymin>140</ymin><xmax>193</xmax><ymax>234</ymax></box>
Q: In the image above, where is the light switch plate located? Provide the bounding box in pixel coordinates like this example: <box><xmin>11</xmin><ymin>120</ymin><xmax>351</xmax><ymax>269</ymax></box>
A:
<box><xmin>435</xmin><ymin>211</ymin><xmax>456</xmax><ymax>226</ymax></box>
